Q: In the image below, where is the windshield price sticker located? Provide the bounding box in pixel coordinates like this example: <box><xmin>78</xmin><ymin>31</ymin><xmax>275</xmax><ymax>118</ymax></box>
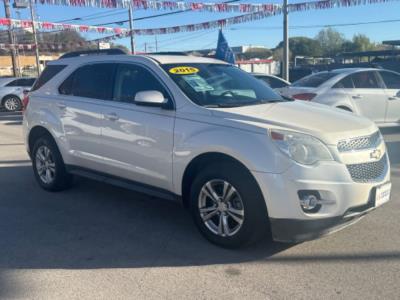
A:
<box><xmin>169</xmin><ymin>66</ymin><xmax>199</xmax><ymax>75</ymax></box>
<box><xmin>182</xmin><ymin>75</ymin><xmax>214</xmax><ymax>92</ymax></box>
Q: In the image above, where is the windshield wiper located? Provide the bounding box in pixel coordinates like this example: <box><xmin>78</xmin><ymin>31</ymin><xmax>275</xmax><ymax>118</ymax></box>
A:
<box><xmin>204</xmin><ymin>103</ymin><xmax>244</xmax><ymax>108</ymax></box>
<box><xmin>203</xmin><ymin>99</ymin><xmax>289</xmax><ymax>108</ymax></box>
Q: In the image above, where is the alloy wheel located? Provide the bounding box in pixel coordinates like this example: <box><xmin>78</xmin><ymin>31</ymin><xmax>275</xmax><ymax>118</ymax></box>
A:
<box><xmin>35</xmin><ymin>145</ymin><xmax>56</xmax><ymax>184</ymax></box>
<box><xmin>4</xmin><ymin>97</ymin><xmax>20</xmax><ymax>111</ymax></box>
<box><xmin>198</xmin><ymin>179</ymin><xmax>245</xmax><ymax>237</ymax></box>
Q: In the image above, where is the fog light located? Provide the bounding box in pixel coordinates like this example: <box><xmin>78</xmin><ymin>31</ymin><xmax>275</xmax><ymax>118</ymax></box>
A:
<box><xmin>298</xmin><ymin>191</ymin><xmax>321</xmax><ymax>213</ymax></box>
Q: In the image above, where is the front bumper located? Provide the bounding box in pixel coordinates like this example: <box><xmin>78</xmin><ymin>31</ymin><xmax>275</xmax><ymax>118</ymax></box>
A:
<box><xmin>269</xmin><ymin>186</ymin><xmax>379</xmax><ymax>242</ymax></box>
<box><xmin>252</xmin><ymin>153</ymin><xmax>391</xmax><ymax>243</ymax></box>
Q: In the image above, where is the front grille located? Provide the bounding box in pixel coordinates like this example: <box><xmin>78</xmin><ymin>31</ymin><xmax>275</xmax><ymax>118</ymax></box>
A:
<box><xmin>337</xmin><ymin>131</ymin><xmax>381</xmax><ymax>152</ymax></box>
<box><xmin>346</xmin><ymin>155</ymin><xmax>388</xmax><ymax>183</ymax></box>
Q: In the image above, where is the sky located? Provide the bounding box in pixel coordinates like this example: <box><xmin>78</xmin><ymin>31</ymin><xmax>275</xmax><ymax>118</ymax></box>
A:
<box><xmin>2</xmin><ymin>0</ymin><xmax>400</xmax><ymax>53</ymax></box>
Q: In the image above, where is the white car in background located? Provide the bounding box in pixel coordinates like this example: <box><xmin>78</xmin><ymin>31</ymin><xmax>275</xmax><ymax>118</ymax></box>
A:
<box><xmin>251</xmin><ymin>73</ymin><xmax>290</xmax><ymax>90</ymax></box>
<box><xmin>279</xmin><ymin>68</ymin><xmax>400</xmax><ymax>127</ymax></box>
<box><xmin>0</xmin><ymin>77</ymin><xmax>36</xmax><ymax>112</ymax></box>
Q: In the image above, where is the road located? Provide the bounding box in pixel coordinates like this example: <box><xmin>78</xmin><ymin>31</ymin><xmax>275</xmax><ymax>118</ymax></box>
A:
<box><xmin>0</xmin><ymin>111</ymin><xmax>399</xmax><ymax>299</ymax></box>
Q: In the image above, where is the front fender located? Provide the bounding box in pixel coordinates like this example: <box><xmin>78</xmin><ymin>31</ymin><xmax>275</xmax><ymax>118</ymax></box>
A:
<box><xmin>172</xmin><ymin>118</ymin><xmax>292</xmax><ymax>195</ymax></box>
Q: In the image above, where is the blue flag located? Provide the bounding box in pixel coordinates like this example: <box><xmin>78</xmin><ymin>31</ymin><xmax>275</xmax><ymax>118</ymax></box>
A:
<box><xmin>215</xmin><ymin>30</ymin><xmax>235</xmax><ymax>64</ymax></box>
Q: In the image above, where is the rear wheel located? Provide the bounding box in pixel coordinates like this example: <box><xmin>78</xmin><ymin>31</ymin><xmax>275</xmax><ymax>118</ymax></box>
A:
<box><xmin>3</xmin><ymin>95</ymin><xmax>21</xmax><ymax>112</ymax></box>
<box><xmin>190</xmin><ymin>162</ymin><xmax>270</xmax><ymax>248</ymax></box>
<box><xmin>32</xmin><ymin>136</ymin><xmax>73</xmax><ymax>191</ymax></box>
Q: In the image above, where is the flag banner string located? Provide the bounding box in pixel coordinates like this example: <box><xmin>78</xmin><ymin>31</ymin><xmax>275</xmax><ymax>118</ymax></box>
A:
<box><xmin>0</xmin><ymin>0</ymin><xmax>397</xmax><ymax>40</ymax></box>
<box><xmin>0</xmin><ymin>42</ymin><xmax>97</xmax><ymax>50</ymax></box>
<box><xmin>33</xmin><ymin>0</ymin><xmax>281</xmax><ymax>12</ymax></box>
<box><xmin>0</xmin><ymin>18</ymin><xmax>129</xmax><ymax>34</ymax></box>
<box><xmin>91</xmin><ymin>0</ymin><xmax>398</xmax><ymax>41</ymax></box>
<box><xmin>30</xmin><ymin>0</ymin><xmax>398</xmax><ymax>12</ymax></box>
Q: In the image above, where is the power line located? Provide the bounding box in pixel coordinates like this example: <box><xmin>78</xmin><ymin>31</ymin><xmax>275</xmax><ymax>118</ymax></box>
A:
<box><xmin>230</xmin><ymin>18</ymin><xmax>400</xmax><ymax>31</ymax></box>
<box><xmin>94</xmin><ymin>0</ymin><xmax>242</xmax><ymax>26</ymax></box>
<box><xmin>135</xmin><ymin>30</ymin><xmax>216</xmax><ymax>51</ymax></box>
<box><xmin>55</xmin><ymin>9</ymin><xmax>126</xmax><ymax>23</ymax></box>
<box><xmin>155</xmin><ymin>30</ymin><xmax>216</xmax><ymax>48</ymax></box>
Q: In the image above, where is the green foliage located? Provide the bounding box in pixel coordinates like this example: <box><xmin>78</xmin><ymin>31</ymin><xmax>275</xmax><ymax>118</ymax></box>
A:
<box><xmin>277</xmin><ymin>36</ymin><xmax>322</xmax><ymax>58</ymax></box>
<box><xmin>275</xmin><ymin>28</ymin><xmax>386</xmax><ymax>60</ymax></box>
<box><xmin>349</xmin><ymin>34</ymin><xmax>378</xmax><ymax>52</ymax></box>
<box><xmin>272</xmin><ymin>47</ymin><xmax>292</xmax><ymax>62</ymax></box>
<box><xmin>315</xmin><ymin>28</ymin><xmax>346</xmax><ymax>57</ymax></box>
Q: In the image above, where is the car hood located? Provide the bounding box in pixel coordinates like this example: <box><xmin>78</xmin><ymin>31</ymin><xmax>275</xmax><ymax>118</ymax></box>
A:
<box><xmin>210</xmin><ymin>100</ymin><xmax>377</xmax><ymax>145</ymax></box>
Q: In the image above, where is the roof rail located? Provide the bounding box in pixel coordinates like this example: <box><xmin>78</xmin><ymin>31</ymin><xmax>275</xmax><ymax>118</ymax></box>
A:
<box><xmin>59</xmin><ymin>48</ymin><xmax>126</xmax><ymax>59</ymax></box>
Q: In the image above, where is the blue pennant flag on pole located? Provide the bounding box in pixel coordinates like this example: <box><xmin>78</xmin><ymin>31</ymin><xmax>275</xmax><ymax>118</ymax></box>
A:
<box><xmin>215</xmin><ymin>30</ymin><xmax>235</xmax><ymax>64</ymax></box>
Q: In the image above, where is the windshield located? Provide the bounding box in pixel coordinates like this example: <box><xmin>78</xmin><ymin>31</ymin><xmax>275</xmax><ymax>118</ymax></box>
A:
<box><xmin>292</xmin><ymin>72</ymin><xmax>337</xmax><ymax>87</ymax></box>
<box><xmin>162</xmin><ymin>63</ymin><xmax>284</xmax><ymax>107</ymax></box>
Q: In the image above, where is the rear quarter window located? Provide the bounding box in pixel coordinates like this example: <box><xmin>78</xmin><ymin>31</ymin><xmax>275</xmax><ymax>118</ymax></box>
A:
<box><xmin>332</xmin><ymin>76</ymin><xmax>354</xmax><ymax>88</ymax></box>
<box><xmin>31</xmin><ymin>65</ymin><xmax>66</xmax><ymax>91</ymax></box>
<box><xmin>59</xmin><ymin>63</ymin><xmax>116</xmax><ymax>100</ymax></box>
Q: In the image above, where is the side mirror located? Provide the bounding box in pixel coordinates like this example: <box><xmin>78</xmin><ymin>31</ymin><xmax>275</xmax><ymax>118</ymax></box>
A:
<box><xmin>134</xmin><ymin>90</ymin><xmax>167</xmax><ymax>108</ymax></box>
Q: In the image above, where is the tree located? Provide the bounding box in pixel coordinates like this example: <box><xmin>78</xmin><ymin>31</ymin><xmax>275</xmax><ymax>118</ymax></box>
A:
<box><xmin>272</xmin><ymin>47</ymin><xmax>292</xmax><ymax>62</ymax></box>
<box><xmin>350</xmin><ymin>34</ymin><xmax>377</xmax><ymax>52</ymax></box>
<box><xmin>315</xmin><ymin>28</ymin><xmax>346</xmax><ymax>57</ymax></box>
<box><xmin>276</xmin><ymin>37</ymin><xmax>322</xmax><ymax>59</ymax></box>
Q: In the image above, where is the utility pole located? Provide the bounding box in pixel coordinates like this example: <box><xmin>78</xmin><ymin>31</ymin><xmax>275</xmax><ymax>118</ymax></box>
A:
<box><xmin>155</xmin><ymin>35</ymin><xmax>158</xmax><ymax>52</ymax></box>
<box><xmin>128</xmin><ymin>4</ymin><xmax>135</xmax><ymax>54</ymax></box>
<box><xmin>282</xmin><ymin>0</ymin><xmax>289</xmax><ymax>81</ymax></box>
<box><xmin>29</xmin><ymin>0</ymin><xmax>40</xmax><ymax>76</ymax></box>
<box><xmin>3</xmin><ymin>0</ymin><xmax>18</xmax><ymax>77</ymax></box>
<box><xmin>15</xmin><ymin>10</ymin><xmax>22</xmax><ymax>76</ymax></box>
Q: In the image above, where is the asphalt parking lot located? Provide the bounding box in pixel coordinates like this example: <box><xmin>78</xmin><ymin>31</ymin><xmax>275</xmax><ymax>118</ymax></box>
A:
<box><xmin>0</xmin><ymin>111</ymin><xmax>399</xmax><ymax>299</ymax></box>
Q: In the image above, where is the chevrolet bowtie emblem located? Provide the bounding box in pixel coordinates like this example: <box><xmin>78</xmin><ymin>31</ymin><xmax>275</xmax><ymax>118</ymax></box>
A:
<box><xmin>370</xmin><ymin>149</ymin><xmax>382</xmax><ymax>160</ymax></box>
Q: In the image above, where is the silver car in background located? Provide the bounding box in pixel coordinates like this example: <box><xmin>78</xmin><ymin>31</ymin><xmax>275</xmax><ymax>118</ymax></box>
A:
<box><xmin>251</xmin><ymin>73</ymin><xmax>290</xmax><ymax>90</ymax></box>
<box><xmin>0</xmin><ymin>77</ymin><xmax>36</xmax><ymax>112</ymax></box>
<box><xmin>279</xmin><ymin>68</ymin><xmax>400</xmax><ymax>127</ymax></box>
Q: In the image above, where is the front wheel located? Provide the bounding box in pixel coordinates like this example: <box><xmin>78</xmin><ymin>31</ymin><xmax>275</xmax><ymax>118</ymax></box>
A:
<box><xmin>3</xmin><ymin>96</ymin><xmax>22</xmax><ymax>112</ymax></box>
<box><xmin>190</xmin><ymin>163</ymin><xmax>270</xmax><ymax>248</ymax></box>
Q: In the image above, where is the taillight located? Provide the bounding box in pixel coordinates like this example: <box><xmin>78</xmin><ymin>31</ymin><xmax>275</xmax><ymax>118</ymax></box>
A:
<box><xmin>292</xmin><ymin>93</ymin><xmax>317</xmax><ymax>101</ymax></box>
<box><xmin>22</xmin><ymin>90</ymin><xmax>30</xmax><ymax>112</ymax></box>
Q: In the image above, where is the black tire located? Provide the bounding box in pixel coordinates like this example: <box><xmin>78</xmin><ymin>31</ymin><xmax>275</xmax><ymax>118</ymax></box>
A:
<box><xmin>32</xmin><ymin>135</ymin><xmax>73</xmax><ymax>191</ymax></box>
<box><xmin>2</xmin><ymin>95</ymin><xmax>22</xmax><ymax>112</ymax></box>
<box><xmin>189</xmin><ymin>162</ymin><xmax>270</xmax><ymax>248</ymax></box>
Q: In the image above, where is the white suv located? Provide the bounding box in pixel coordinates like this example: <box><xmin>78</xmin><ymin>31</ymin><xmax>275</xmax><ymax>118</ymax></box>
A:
<box><xmin>23</xmin><ymin>51</ymin><xmax>392</xmax><ymax>248</ymax></box>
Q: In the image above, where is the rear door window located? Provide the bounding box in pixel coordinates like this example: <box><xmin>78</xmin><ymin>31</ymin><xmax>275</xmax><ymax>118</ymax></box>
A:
<box><xmin>31</xmin><ymin>65</ymin><xmax>66</xmax><ymax>91</ymax></box>
<box><xmin>16</xmin><ymin>78</ymin><xmax>36</xmax><ymax>86</ymax></box>
<box><xmin>59</xmin><ymin>63</ymin><xmax>116</xmax><ymax>100</ymax></box>
<box><xmin>379</xmin><ymin>71</ymin><xmax>400</xmax><ymax>89</ymax></box>
<box><xmin>350</xmin><ymin>71</ymin><xmax>380</xmax><ymax>89</ymax></box>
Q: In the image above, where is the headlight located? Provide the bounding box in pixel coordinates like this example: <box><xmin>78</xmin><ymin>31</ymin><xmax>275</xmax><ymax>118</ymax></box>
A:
<box><xmin>270</xmin><ymin>129</ymin><xmax>333</xmax><ymax>165</ymax></box>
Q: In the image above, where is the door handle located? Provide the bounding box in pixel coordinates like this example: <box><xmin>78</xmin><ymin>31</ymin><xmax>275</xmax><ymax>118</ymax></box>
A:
<box><xmin>56</xmin><ymin>102</ymin><xmax>66</xmax><ymax>109</ymax></box>
<box><xmin>388</xmin><ymin>96</ymin><xmax>399</xmax><ymax>100</ymax></box>
<box><xmin>104</xmin><ymin>112</ymin><xmax>119</xmax><ymax>121</ymax></box>
<box><xmin>352</xmin><ymin>95</ymin><xmax>363</xmax><ymax>99</ymax></box>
